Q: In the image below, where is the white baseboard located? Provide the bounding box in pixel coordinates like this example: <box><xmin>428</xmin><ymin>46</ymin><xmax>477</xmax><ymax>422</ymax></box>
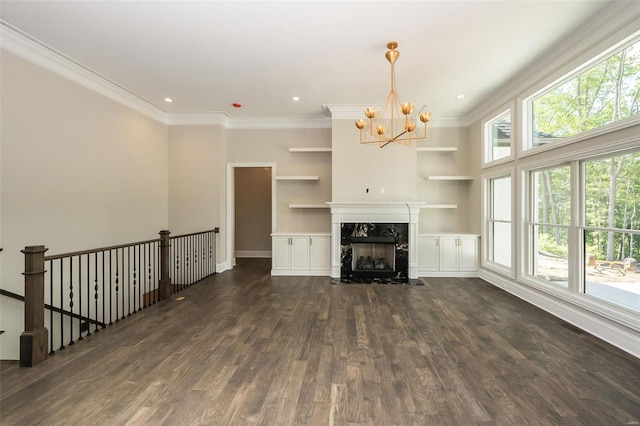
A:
<box><xmin>478</xmin><ymin>268</ymin><xmax>640</xmax><ymax>359</ymax></box>
<box><xmin>235</xmin><ymin>250</ymin><xmax>272</xmax><ymax>258</ymax></box>
<box><xmin>216</xmin><ymin>261</ymin><xmax>231</xmax><ymax>273</ymax></box>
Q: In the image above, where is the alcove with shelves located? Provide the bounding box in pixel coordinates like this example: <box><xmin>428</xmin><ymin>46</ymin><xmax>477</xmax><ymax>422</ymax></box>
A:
<box><xmin>416</xmin><ymin>127</ymin><xmax>473</xmax><ymax>234</ymax></box>
<box><xmin>279</xmin><ymin>145</ymin><xmax>332</xmax><ymax>210</ymax></box>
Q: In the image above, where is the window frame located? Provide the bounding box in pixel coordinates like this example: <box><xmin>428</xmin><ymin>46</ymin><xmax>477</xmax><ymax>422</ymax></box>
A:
<box><xmin>523</xmin><ymin>163</ymin><xmax>573</xmax><ymax>289</ymax></box>
<box><xmin>482</xmin><ymin>169</ymin><xmax>515</xmax><ymax>277</ymax></box>
<box><xmin>481</xmin><ymin>104</ymin><xmax>515</xmax><ymax>168</ymax></box>
<box><xmin>521</xmin><ymin>32</ymin><xmax>640</xmax><ymax>156</ymax></box>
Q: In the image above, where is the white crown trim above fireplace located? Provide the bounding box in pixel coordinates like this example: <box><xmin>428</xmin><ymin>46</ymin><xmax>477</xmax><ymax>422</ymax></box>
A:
<box><xmin>327</xmin><ymin>202</ymin><xmax>425</xmax><ymax>280</ymax></box>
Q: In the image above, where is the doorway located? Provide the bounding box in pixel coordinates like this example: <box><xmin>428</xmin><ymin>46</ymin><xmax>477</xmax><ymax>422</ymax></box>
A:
<box><xmin>226</xmin><ymin>163</ymin><xmax>276</xmax><ymax>267</ymax></box>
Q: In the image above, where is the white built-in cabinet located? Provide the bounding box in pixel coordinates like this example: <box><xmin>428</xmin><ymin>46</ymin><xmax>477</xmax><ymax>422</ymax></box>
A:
<box><xmin>418</xmin><ymin>234</ymin><xmax>479</xmax><ymax>277</ymax></box>
<box><xmin>271</xmin><ymin>233</ymin><xmax>330</xmax><ymax>276</ymax></box>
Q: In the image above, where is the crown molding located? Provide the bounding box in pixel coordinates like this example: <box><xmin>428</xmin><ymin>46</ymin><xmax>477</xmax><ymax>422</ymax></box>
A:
<box><xmin>323</xmin><ymin>104</ymin><xmax>469</xmax><ymax>127</ymax></box>
<box><xmin>226</xmin><ymin>115</ymin><xmax>331</xmax><ymax>129</ymax></box>
<box><xmin>167</xmin><ymin>112</ymin><xmax>230</xmax><ymax>127</ymax></box>
<box><xmin>167</xmin><ymin>113</ymin><xmax>330</xmax><ymax>129</ymax></box>
<box><xmin>0</xmin><ymin>21</ymin><xmax>168</xmax><ymax>124</ymax></box>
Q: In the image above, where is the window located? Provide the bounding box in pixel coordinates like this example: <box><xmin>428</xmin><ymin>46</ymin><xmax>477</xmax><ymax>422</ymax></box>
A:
<box><xmin>487</xmin><ymin>175</ymin><xmax>512</xmax><ymax>270</ymax></box>
<box><xmin>528</xmin><ymin>165</ymin><xmax>571</xmax><ymax>285</ymax></box>
<box><xmin>484</xmin><ymin>110</ymin><xmax>512</xmax><ymax>164</ymax></box>
<box><xmin>527</xmin><ymin>38</ymin><xmax>640</xmax><ymax>149</ymax></box>
<box><xmin>582</xmin><ymin>151</ymin><xmax>640</xmax><ymax>312</ymax></box>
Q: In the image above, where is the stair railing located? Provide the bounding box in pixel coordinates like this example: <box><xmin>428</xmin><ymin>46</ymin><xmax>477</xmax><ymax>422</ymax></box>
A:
<box><xmin>6</xmin><ymin>228</ymin><xmax>218</xmax><ymax>367</ymax></box>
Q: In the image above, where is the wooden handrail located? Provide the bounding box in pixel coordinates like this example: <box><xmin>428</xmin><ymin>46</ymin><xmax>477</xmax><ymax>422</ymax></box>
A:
<box><xmin>170</xmin><ymin>228</ymin><xmax>219</xmax><ymax>240</ymax></box>
<box><xmin>0</xmin><ymin>288</ymin><xmax>106</xmax><ymax>327</ymax></box>
<box><xmin>45</xmin><ymin>238</ymin><xmax>161</xmax><ymax>261</ymax></box>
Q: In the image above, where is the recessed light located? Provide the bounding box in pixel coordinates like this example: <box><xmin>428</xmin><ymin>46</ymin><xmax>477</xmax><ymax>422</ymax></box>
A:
<box><xmin>291</xmin><ymin>96</ymin><xmax>301</xmax><ymax>102</ymax></box>
<box><xmin>456</xmin><ymin>94</ymin><xmax>465</xmax><ymax>99</ymax></box>
<box><xmin>164</xmin><ymin>97</ymin><xmax>173</xmax><ymax>103</ymax></box>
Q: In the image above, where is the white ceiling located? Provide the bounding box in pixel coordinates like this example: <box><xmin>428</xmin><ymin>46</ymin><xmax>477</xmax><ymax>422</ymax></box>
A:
<box><xmin>0</xmin><ymin>1</ymin><xmax>615</xmax><ymax>121</ymax></box>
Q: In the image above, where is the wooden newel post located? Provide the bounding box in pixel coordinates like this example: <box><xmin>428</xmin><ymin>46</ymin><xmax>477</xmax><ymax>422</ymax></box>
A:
<box><xmin>159</xmin><ymin>230</ymin><xmax>171</xmax><ymax>300</ymax></box>
<box><xmin>20</xmin><ymin>245</ymin><xmax>49</xmax><ymax>367</ymax></box>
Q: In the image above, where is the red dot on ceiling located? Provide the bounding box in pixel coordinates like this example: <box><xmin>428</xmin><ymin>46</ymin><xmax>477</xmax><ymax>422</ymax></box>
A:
<box><xmin>232</xmin><ymin>103</ymin><xmax>242</xmax><ymax>108</ymax></box>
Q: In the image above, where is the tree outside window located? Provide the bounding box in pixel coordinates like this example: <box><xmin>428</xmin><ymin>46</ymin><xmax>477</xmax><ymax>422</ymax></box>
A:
<box><xmin>530</xmin><ymin>39</ymin><xmax>640</xmax><ymax>148</ymax></box>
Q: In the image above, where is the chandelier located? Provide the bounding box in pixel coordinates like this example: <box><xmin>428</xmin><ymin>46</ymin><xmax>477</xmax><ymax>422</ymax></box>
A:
<box><xmin>355</xmin><ymin>41</ymin><xmax>432</xmax><ymax>148</ymax></box>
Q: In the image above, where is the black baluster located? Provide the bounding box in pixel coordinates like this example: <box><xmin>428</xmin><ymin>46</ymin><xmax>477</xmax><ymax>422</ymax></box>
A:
<box><xmin>78</xmin><ymin>256</ymin><xmax>83</xmax><ymax>341</ymax></box>
<box><xmin>127</xmin><ymin>246</ymin><xmax>131</xmax><ymax>317</ymax></box>
<box><xmin>115</xmin><ymin>249</ymin><xmax>119</xmax><ymax>322</ymax></box>
<box><xmin>175</xmin><ymin>242</ymin><xmax>180</xmax><ymax>289</ymax></box>
<box><xmin>85</xmin><ymin>254</ymin><xmax>91</xmax><ymax>337</ymax></box>
<box><xmin>101</xmin><ymin>251</ymin><xmax>105</xmax><ymax>329</ymax></box>
<box><xmin>49</xmin><ymin>260</ymin><xmax>55</xmax><ymax>355</ymax></box>
<box><xmin>59</xmin><ymin>259</ymin><xmax>65</xmax><ymax>350</ymax></box>
<box><xmin>94</xmin><ymin>252</ymin><xmax>99</xmax><ymax>333</ymax></box>
<box><xmin>69</xmin><ymin>257</ymin><xmax>74</xmax><ymax>346</ymax></box>
<box><xmin>121</xmin><ymin>248</ymin><xmax>126</xmax><ymax>319</ymax></box>
<box><xmin>132</xmin><ymin>245</ymin><xmax>137</xmax><ymax>314</ymax></box>
<box><xmin>109</xmin><ymin>250</ymin><xmax>113</xmax><ymax>325</ymax></box>
<box><xmin>186</xmin><ymin>237</ymin><xmax>190</xmax><ymax>287</ymax></box>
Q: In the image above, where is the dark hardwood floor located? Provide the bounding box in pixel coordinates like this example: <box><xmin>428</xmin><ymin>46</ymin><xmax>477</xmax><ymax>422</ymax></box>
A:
<box><xmin>1</xmin><ymin>258</ymin><xmax>639</xmax><ymax>425</ymax></box>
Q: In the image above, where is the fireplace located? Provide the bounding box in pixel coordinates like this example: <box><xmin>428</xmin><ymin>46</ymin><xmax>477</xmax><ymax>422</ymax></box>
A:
<box><xmin>352</xmin><ymin>237</ymin><xmax>396</xmax><ymax>274</ymax></box>
<box><xmin>341</xmin><ymin>223</ymin><xmax>408</xmax><ymax>283</ymax></box>
<box><xmin>328</xmin><ymin>202</ymin><xmax>424</xmax><ymax>282</ymax></box>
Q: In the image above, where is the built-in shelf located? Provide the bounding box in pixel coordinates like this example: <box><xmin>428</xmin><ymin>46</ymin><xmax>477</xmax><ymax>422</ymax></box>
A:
<box><xmin>275</xmin><ymin>176</ymin><xmax>320</xmax><ymax>181</ymax></box>
<box><xmin>289</xmin><ymin>147</ymin><xmax>332</xmax><ymax>153</ymax></box>
<box><xmin>289</xmin><ymin>203</ymin><xmax>330</xmax><ymax>209</ymax></box>
<box><xmin>417</xmin><ymin>147</ymin><xmax>457</xmax><ymax>152</ymax></box>
<box><xmin>420</xmin><ymin>204</ymin><xmax>458</xmax><ymax>209</ymax></box>
<box><xmin>425</xmin><ymin>176</ymin><xmax>473</xmax><ymax>181</ymax></box>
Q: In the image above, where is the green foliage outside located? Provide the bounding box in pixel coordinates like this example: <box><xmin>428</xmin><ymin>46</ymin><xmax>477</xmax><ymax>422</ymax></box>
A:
<box><xmin>532</xmin><ymin>40</ymin><xmax>640</xmax><ymax>262</ymax></box>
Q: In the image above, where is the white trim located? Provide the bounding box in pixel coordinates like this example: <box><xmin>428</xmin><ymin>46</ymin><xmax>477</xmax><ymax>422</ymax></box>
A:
<box><xmin>479</xmin><ymin>268</ymin><xmax>640</xmax><ymax>358</ymax></box>
<box><xmin>235</xmin><ymin>250</ymin><xmax>271</xmax><ymax>258</ymax></box>
<box><xmin>216</xmin><ymin>260</ymin><xmax>231</xmax><ymax>273</ymax></box>
<box><xmin>0</xmin><ymin>21</ymin><xmax>168</xmax><ymax>124</ymax></box>
<box><xmin>167</xmin><ymin>113</ymin><xmax>230</xmax><ymax>127</ymax></box>
<box><xmin>481</xmin><ymin>104</ymin><xmax>515</xmax><ymax>168</ymax></box>
<box><xmin>227</xmin><ymin>116</ymin><xmax>331</xmax><ymax>129</ymax></box>
<box><xmin>226</xmin><ymin>162</ymin><xmax>277</xmax><ymax>271</ymax></box>
<box><xmin>481</xmin><ymin>169</ymin><xmax>516</xmax><ymax>279</ymax></box>
<box><xmin>323</xmin><ymin>105</ymin><xmax>467</xmax><ymax>127</ymax></box>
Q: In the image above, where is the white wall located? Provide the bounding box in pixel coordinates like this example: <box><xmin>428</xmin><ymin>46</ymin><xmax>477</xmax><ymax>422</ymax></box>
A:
<box><xmin>0</xmin><ymin>50</ymin><xmax>169</xmax><ymax>360</ymax></box>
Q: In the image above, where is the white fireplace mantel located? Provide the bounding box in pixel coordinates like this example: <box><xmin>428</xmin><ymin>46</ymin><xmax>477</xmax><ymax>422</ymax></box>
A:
<box><xmin>327</xmin><ymin>202</ymin><xmax>425</xmax><ymax>279</ymax></box>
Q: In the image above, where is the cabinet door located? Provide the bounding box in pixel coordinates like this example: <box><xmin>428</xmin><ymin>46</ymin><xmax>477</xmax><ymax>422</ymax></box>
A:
<box><xmin>272</xmin><ymin>236</ymin><xmax>291</xmax><ymax>269</ymax></box>
<box><xmin>439</xmin><ymin>236</ymin><xmax>459</xmax><ymax>271</ymax></box>
<box><xmin>459</xmin><ymin>236</ymin><xmax>479</xmax><ymax>271</ymax></box>
<box><xmin>418</xmin><ymin>236</ymin><xmax>440</xmax><ymax>271</ymax></box>
<box><xmin>310</xmin><ymin>236</ymin><xmax>330</xmax><ymax>270</ymax></box>
<box><xmin>291</xmin><ymin>236</ymin><xmax>310</xmax><ymax>270</ymax></box>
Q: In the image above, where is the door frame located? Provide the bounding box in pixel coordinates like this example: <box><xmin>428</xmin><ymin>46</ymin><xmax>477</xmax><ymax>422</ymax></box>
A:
<box><xmin>226</xmin><ymin>162</ymin><xmax>277</xmax><ymax>267</ymax></box>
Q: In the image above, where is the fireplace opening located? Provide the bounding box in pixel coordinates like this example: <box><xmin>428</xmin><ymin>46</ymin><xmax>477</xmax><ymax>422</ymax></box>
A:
<box><xmin>340</xmin><ymin>223</ymin><xmax>408</xmax><ymax>283</ymax></box>
<box><xmin>351</xmin><ymin>237</ymin><xmax>396</xmax><ymax>276</ymax></box>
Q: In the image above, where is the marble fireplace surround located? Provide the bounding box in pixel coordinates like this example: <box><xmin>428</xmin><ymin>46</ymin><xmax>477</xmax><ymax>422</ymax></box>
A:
<box><xmin>327</xmin><ymin>202</ymin><xmax>424</xmax><ymax>280</ymax></box>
